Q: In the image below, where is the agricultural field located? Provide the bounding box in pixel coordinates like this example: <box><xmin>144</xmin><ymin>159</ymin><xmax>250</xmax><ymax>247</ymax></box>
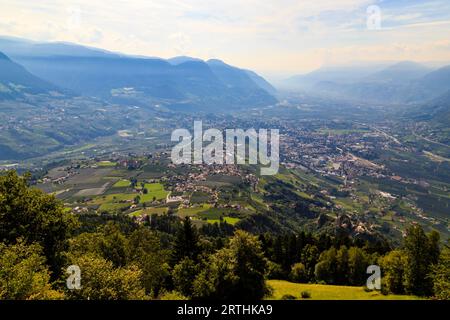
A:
<box><xmin>79</xmin><ymin>181</ymin><xmax>170</xmax><ymax>214</ymax></box>
<box><xmin>139</xmin><ymin>183</ymin><xmax>169</xmax><ymax>202</ymax></box>
<box><xmin>35</xmin><ymin>158</ymin><xmax>252</xmax><ymax>227</ymax></box>
<box><xmin>89</xmin><ymin>193</ymin><xmax>136</xmax><ymax>212</ymax></box>
<box><xmin>177</xmin><ymin>204</ymin><xmax>213</xmax><ymax>217</ymax></box>
<box><xmin>97</xmin><ymin>160</ymin><xmax>117</xmax><ymax>167</ymax></box>
<box><xmin>113</xmin><ymin>179</ymin><xmax>131</xmax><ymax>187</ymax></box>
<box><xmin>207</xmin><ymin>217</ymin><xmax>240</xmax><ymax>225</ymax></box>
<box><xmin>177</xmin><ymin>204</ymin><xmax>242</xmax><ymax>225</ymax></box>
<box><xmin>33</xmin><ymin>151</ymin><xmax>449</xmax><ymax>241</ymax></box>
<box><xmin>266</xmin><ymin>280</ymin><xmax>421</xmax><ymax>300</ymax></box>
<box><xmin>190</xmin><ymin>191</ymin><xmax>212</xmax><ymax>203</ymax></box>
<box><xmin>265</xmin><ymin>161</ymin><xmax>449</xmax><ymax>240</ymax></box>
<box><xmin>129</xmin><ymin>207</ymin><xmax>168</xmax><ymax>217</ymax></box>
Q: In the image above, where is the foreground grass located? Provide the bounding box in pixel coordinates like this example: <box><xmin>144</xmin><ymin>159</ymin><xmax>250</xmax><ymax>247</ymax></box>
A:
<box><xmin>267</xmin><ymin>280</ymin><xmax>421</xmax><ymax>300</ymax></box>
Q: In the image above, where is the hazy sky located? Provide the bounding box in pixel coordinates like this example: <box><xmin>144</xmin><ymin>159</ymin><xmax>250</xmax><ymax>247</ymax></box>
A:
<box><xmin>1</xmin><ymin>0</ymin><xmax>450</xmax><ymax>78</ymax></box>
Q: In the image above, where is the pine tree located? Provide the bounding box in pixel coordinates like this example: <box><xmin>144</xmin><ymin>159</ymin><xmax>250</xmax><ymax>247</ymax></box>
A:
<box><xmin>171</xmin><ymin>217</ymin><xmax>200</xmax><ymax>265</ymax></box>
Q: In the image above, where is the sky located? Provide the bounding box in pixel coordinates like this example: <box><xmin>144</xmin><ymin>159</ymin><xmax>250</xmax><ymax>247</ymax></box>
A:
<box><xmin>1</xmin><ymin>0</ymin><xmax>450</xmax><ymax>79</ymax></box>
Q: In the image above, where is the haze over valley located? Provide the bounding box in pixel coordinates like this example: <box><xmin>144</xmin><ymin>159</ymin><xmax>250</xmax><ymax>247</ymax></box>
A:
<box><xmin>0</xmin><ymin>0</ymin><xmax>449</xmax><ymax>303</ymax></box>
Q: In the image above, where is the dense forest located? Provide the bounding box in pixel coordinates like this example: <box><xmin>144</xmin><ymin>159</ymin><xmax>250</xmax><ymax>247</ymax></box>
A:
<box><xmin>0</xmin><ymin>171</ymin><xmax>448</xmax><ymax>300</ymax></box>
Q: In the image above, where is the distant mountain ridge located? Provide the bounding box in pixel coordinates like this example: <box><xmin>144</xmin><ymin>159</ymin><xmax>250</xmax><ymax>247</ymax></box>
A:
<box><xmin>0</xmin><ymin>51</ymin><xmax>61</xmax><ymax>99</ymax></box>
<box><xmin>363</xmin><ymin>61</ymin><xmax>432</xmax><ymax>84</ymax></box>
<box><xmin>281</xmin><ymin>61</ymin><xmax>450</xmax><ymax>105</ymax></box>
<box><xmin>407</xmin><ymin>89</ymin><xmax>450</xmax><ymax>125</ymax></box>
<box><xmin>0</xmin><ymin>36</ymin><xmax>277</xmax><ymax>110</ymax></box>
<box><xmin>167</xmin><ymin>56</ymin><xmax>203</xmax><ymax>65</ymax></box>
<box><xmin>283</xmin><ymin>63</ymin><xmax>391</xmax><ymax>90</ymax></box>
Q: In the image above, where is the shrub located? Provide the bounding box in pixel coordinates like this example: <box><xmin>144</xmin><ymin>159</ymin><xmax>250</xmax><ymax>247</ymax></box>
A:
<box><xmin>300</xmin><ymin>290</ymin><xmax>311</xmax><ymax>299</ymax></box>
<box><xmin>266</xmin><ymin>261</ymin><xmax>284</xmax><ymax>279</ymax></box>
<box><xmin>290</xmin><ymin>262</ymin><xmax>308</xmax><ymax>283</ymax></box>
<box><xmin>158</xmin><ymin>291</ymin><xmax>187</xmax><ymax>300</ymax></box>
<box><xmin>281</xmin><ymin>294</ymin><xmax>297</xmax><ymax>300</ymax></box>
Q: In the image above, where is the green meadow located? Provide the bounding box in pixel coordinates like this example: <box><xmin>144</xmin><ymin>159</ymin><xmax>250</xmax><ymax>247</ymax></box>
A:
<box><xmin>97</xmin><ymin>160</ymin><xmax>117</xmax><ymax>167</ymax></box>
<box><xmin>113</xmin><ymin>179</ymin><xmax>131</xmax><ymax>187</ymax></box>
<box><xmin>140</xmin><ymin>183</ymin><xmax>169</xmax><ymax>202</ymax></box>
<box><xmin>129</xmin><ymin>207</ymin><xmax>168</xmax><ymax>217</ymax></box>
<box><xmin>267</xmin><ymin>280</ymin><xmax>421</xmax><ymax>300</ymax></box>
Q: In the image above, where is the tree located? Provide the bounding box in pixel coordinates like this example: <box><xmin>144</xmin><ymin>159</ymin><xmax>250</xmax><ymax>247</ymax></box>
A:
<box><xmin>284</xmin><ymin>234</ymin><xmax>300</xmax><ymax>271</ymax></box>
<box><xmin>301</xmin><ymin>244</ymin><xmax>320</xmax><ymax>281</ymax></box>
<box><xmin>403</xmin><ymin>224</ymin><xmax>439</xmax><ymax>296</ymax></box>
<box><xmin>336</xmin><ymin>246</ymin><xmax>349</xmax><ymax>284</ymax></box>
<box><xmin>192</xmin><ymin>230</ymin><xmax>269</xmax><ymax>300</ymax></box>
<box><xmin>0</xmin><ymin>171</ymin><xmax>77</xmax><ymax>276</ymax></box>
<box><xmin>266</xmin><ymin>261</ymin><xmax>284</xmax><ymax>279</ymax></box>
<box><xmin>172</xmin><ymin>258</ymin><xmax>198</xmax><ymax>297</ymax></box>
<box><xmin>0</xmin><ymin>240</ymin><xmax>63</xmax><ymax>299</ymax></box>
<box><xmin>65</xmin><ymin>253</ymin><xmax>146</xmax><ymax>300</ymax></box>
<box><xmin>65</xmin><ymin>226</ymin><xmax>168</xmax><ymax>298</ymax></box>
<box><xmin>428</xmin><ymin>230</ymin><xmax>441</xmax><ymax>265</ymax></box>
<box><xmin>171</xmin><ymin>217</ymin><xmax>200</xmax><ymax>265</ymax></box>
<box><xmin>378</xmin><ymin>249</ymin><xmax>407</xmax><ymax>294</ymax></box>
<box><xmin>129</xmin><ymin>177</ymin><xmax>138</xmax><ymax>188</ymax></box>
<box><xmin>272</xmin><ymin>235</ymin><xmax>284</xmax><ymax>267</ymax></box>
<box><xmin>127</xmin><ymin>228</ymin><xmax>170</xmax><ymax>297</ymax></box>
<box><xmin>430</xmin><ymin>244</ymin><xmax>450</xmax><ymax>300</ymax></box>
<box><xmin>290</xmin><ymin>263</ymin><xmax>308</xmax><ymax>283</ymax></box>
<box><xmin>99</xmin><ymin>222</ymin><xmax>128</xmax><ymax>267</ymax></box>
<box><xmin>67</xmin><ymin>224</ymin><xmax>129</xmax><ymax>269</ymax></box>
<box><xmin>66</xmin><ymin>232</ymin><xmax>103</xmax><ymax>258</ymax></box>
<box><xmin>315</xmin><ymin>247</ymin><xmax>338</xmax><ymax>284</ymax></box>
<box><xmin>347</xmin><ymin>247</ymin><xmax>369</xmax><ymax>286</ymax></box>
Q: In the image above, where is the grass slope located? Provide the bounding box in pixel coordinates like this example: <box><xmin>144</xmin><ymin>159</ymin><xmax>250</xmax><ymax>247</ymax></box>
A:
<box><xmin>267</xmin><ymin>280</ymin><xmax>421</xmax><ymax>300</ymax></box>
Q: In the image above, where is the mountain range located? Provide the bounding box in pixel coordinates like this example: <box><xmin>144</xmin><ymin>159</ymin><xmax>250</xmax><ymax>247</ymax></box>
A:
<box><xmin>282</xmin><ymin>61</ymin><xmax>450</xmax><ymax>105</ymax></box>
<box><xmin>0</xmin><ymin>36</ymin><xmax>277</xmax><ymax>110</ymax></box>
<box><xmin>1</xmin><ymin>35</ymin><xmax>449</xmax><ymax>161</ymax></box>
<box><xmin>0</xmin><ymin>51</ymin><xmax>61</xmax><ymax>99</ymax></box>
<box><xmin>0</xmin><ymin>36</ymin><xmax>279</xmax><ymax>160</ymax></box>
